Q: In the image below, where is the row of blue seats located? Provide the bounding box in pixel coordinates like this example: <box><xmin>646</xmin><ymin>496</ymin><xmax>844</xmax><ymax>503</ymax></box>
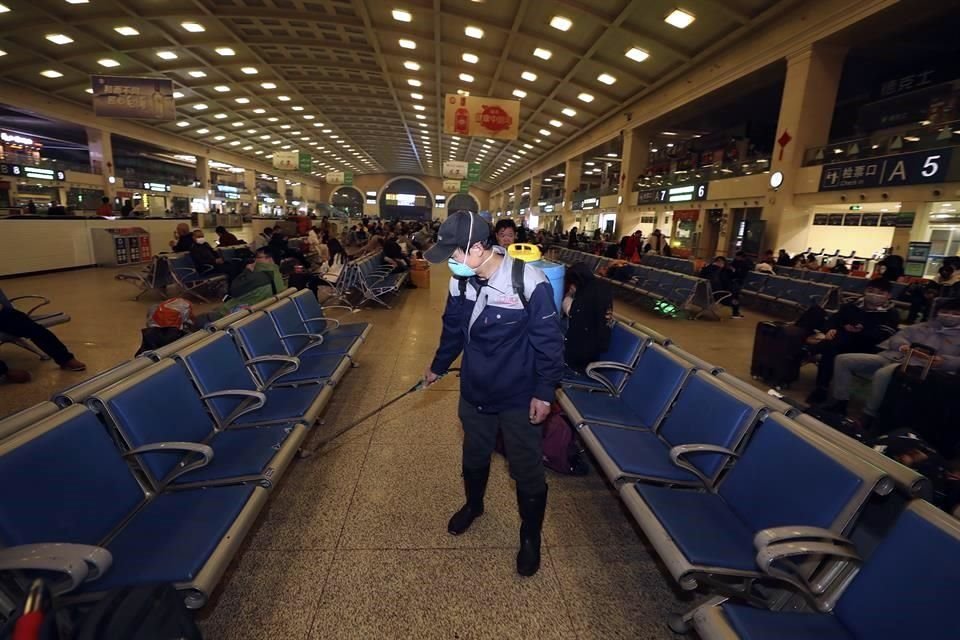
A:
<box><xmin>556</xmin><ymin>326</ymin><xmax>955</xmax><ymax>637</ymax></box>
<box><xmin>0</xmin><ymin>289</ymin><xmax>370</xmax><ymax>609</ymax></box>
<box><xmin>350</xmin><ymin>251</ymin><xmax>409</xmax><ymax>309</ymax></box>
<box><xmin>741</xmin><ymin>271</ymin><xmax>836</xmax><ymax>311</ymax></box>
<box><xmin>640</xmin><ymin>253</ymin><xmax>698</xmax><ymax>276</ymax></box>
<box><xmin>118</xmin><ymin>247</ymin><xmax>250</xmax><ymax>302</ymax></box>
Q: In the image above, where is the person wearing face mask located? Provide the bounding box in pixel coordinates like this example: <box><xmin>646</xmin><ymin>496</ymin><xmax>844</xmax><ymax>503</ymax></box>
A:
<box><xmin>805</xmin><ymin>279</ymin><xmax>900</xmax><ymax>404</ymax></box>
<box><xmin>827</xmin><ymin>298</ymin><xmax>960</xmax><ymax>424</ymax></box>
<box><xmin>423</xmin><ymin>211</ymin><xmax>564</xmax><ymax>578</ymax></box>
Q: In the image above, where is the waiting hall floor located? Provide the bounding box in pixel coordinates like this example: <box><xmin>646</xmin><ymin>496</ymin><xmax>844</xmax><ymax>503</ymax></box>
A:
<box><xmin>0</xmin><ymin>266</ymin><xmax>801</xmax><ymax>639</ymax></box>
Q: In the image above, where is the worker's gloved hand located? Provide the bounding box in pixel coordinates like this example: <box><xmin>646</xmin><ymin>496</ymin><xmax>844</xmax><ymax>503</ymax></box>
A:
<box><xmin>529</xmin><ymin>398</ymin><xmax>551</xmax><ymax>425</ymax></box>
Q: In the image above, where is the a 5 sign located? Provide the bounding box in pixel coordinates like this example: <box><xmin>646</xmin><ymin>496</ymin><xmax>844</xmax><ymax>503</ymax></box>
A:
<box><xmin>818</xmin><ymin>148</ymin><xmax>954</xmax><ymax>191</ymax></box>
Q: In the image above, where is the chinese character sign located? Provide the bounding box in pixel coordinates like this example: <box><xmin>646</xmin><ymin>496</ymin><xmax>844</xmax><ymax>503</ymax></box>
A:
<box><xmin>273</xmin><ymin>151</ymin><xmax>299</xmax><ymax>171</ymax></box>
<box><xmin>818</xmin><ymin>148</ymin><xmax>954</xmax><ymax>191</ymax></box>
<box><xmin>442</xmin><ymin>180</ymin><xmax>462</xmax><ymax>193</ymax></box>
<box><xmin>91</xmin><ymin>75</ymin><xmax>175</xmax><ymax>120</ymax></box>
<box><xmin>443</xmin><ymin>94</ymin><xmax>520</xmax><ymax>140</ymax></box>
<box><xmin>442</xmin><ymin>161</ymin><xmax>469</xmax><ymax>180</ymax></box>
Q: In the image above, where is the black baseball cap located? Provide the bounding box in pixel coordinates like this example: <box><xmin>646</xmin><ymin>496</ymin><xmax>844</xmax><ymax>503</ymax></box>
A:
<box><xmin>424</xmin><ymin>211</ymin><xmax>491</xmax><ymax>263</ymax></box>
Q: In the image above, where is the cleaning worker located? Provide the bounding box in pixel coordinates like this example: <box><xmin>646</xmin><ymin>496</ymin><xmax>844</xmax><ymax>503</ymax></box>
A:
<box><xmin>423</xmin><ymin>210</ymin><xmax>564</xmax><ymax>577</ymax></box>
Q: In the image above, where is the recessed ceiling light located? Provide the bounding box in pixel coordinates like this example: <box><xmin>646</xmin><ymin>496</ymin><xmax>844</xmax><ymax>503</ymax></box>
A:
<box><xmin>465</xmin><ymin>25</ymin><xmax>484</xmax><ymax>39</ymax></box>
<box><xmin>392</xmin><ymin>9</ymin><xmax>412</xmax><ymax>22</ymax></box>
<box><xmin>173</xmin><ymin>91</ymin><xmax>184</xmax><ymax>99</ymax></box>
<box><xmin>521</xmin><ymin>71</ymin><xmax>537</xmax><ymax>82</ymax></box>
<box><xmin>549</xmin><ymin>119</ymin><xmax>562</xmax><ymax>127</ymax></box>
<box><xmin>214</xmin><ymin>85</ymin><xmax>230</xmax><ymax>92</ymax></box>
<box><xmin>625</xmin><ymin>47</ymin><xmax>650</xmax><ymax>63</ymax></box>
<box><xmin>597</xmin><ymin>72</ymin><xmax>617</xmax><ymax>85</ymax></box>
<box><xmin>229</xmin><ymin>140</ymin><xmax>241</xmax><ymax>146</ymax></box>
<box><xmin>403</xmin><ymin>61</ymin><xmax>421</xmax><ymax>72</ymax></box>
<box><xmin>176</xmin><ymin>121</ymin><xmax>190</xmax><ymax>127</ymax></box>
<box><xmin>156</xmin><ymin>50</ymin><xmax>178</xmax><ymax>60</ymax></box>
<box><xmin>411</xmin><ymin>92</ymin><xmax>424</xmax><ymax>100</ymax></box>
<box><xmin>188</xmin><ymin>70</ymin><xmax>207</xmax><ymax>78</ymax></box>
<box><xmin>399</xmin><ymin>39</ymin><xmax>416</xmax><ymax>49</ymax></box>
<box><xmin>215</xmin><ymin>47</ymin><xmax>236</xmax><ymax>56</ymax></box>
<box><xmin>533</xmin><ymin>47</ymin><xmax>552</xmax><ymax>60</ymax></box>
<box><xmin>195</xmin><ymin>128</ymin><xmax>210</xmax><ymax>134</ymax></box>
<box><xmin>246</xmin><ymin>128</ymin><xmax>256</xmax><ymax>133</ymax></box>
<box><xmin>415</xmin><ymin>114</ymin><xmax>426</xmax><ymax>120</ymax></box>
<box><xmin>457</xmin><ymin>89</ymin><xmax>470</xmax><ymax>96</ymax></box>
<box><xmin>522</xmin><ymin>143</ymin><xmax>533</xmax><ymax>149</ymax></box>
<box><xmin>413</xmin><ymin>105</ymin><xmax>426</xmax><ymax>111</ymax></box>
<box><xmin>241</xmin><ymin>67</ymin><xmax>258</xmax><ymax>75</ymax></box>
<box><xmin>561</xmin><ymin>107</ymin><xmax>577</xmax><ymax>117</ymax></box>
<box><xmin>280</xmin><ymin>124</ymin><xmax>291</xmax><ymax>129</ymax></box>
<box><xmin>665</xmin><ymin>7</ymin><xmax>695</xmax><ymax>28</ymax></box>
<box><xmin>214</xmin><ymin>135</ymin><xmax>226</xmax><ymax>141</ymax></box>
<box><xmin>303</xmin><ymin>114</ymin><xmax>315</xmax><ymax>120</ymax></box>
<box><xmin>277</xmin><ymin>95</ymin><xmax>291</xmax><ymax>101</ymax></box>
<box><xmin>252</xmin><ymin>108</ymin><xmax>266</xmax><ymax>114</ymax></box>
<box><xmin>408</xmin><ymin>78</ymin><xmax>422</xmax><ymax>87</ymax></box>
<box><xmin>259</xmin><ymin>134</ymin><xmax>271</xmax><ymax>139</ymax></box>
<box><xmin>459</xmin><ymin>73</ymin><xmax>474</xmax><ymax>82</ymax></box>
<box><xmin>313</xmin><ymin>122</ymin><xmax>324</xmax><ymax>127</ymax></box>
<box><xmin>213</xmin><ymin>113</ymin><xmax>227</xmax><ymax>119</ymax></box>
<box><xmin>235</xmin><ymin>97</ymin><xmax>250</xmax><ymax>104</ymax></box>
<box><xmin>180</xmin><ymin>22</ymin><xmax>205</xmax><ymax>33</ymax></box>
<box><xmin>45</xmin><ymin>33</ymin><xmax>74</xmax><ymax>45</ymax></box>
<box><xmin>291</xmin><ymin>106</ymin><xmax>304</xmax><ymax>111</ymax></box>
<box><xmin>550</xmin><ymin>16</ymin><xmax>572</xmax><ymax>31</ymax></box>
<box><xmin>577</xmin><ymin>92</ymin><xmax>594</xmax><ymax>103</ymax></box>
<box><xmin>512</xmin><ymin>89</ymin><xmax>527</xmax><ymax>99</ymax></box>
<box><xmin>114</xmin><ymin>26</ymin><xmax>139</xmax><ymax>36</ymax></box>
<box><xmin>462</xmin><ymin>52</ymin><xmax>480</xmax><ymax>65</ymax></box>
<box><xmin>97</xmin><ymin>58</ymin><xmax>120</xmax><ymax>68</ymax></box>
<box><xmin>40</xmin><ymin>69</ymin><xmax>64</xmax><ymax>78</ymax></box>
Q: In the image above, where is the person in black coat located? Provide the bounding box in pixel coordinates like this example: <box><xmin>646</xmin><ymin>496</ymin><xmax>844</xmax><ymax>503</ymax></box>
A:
<box><xmin>699</xmin><ymin>256</ymin><xmax>744</xmax><ymax>318</ymax></box>
<box><xmin>563</xmin><ymin>262</ymin><xmax>614</xmax><ymax>371</ymax></box>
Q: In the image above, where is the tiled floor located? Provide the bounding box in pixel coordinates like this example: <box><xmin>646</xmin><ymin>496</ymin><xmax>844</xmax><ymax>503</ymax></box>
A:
<box><xmin>0</xmin><ymin>263</ymin><xmax>799</xmax><ymax>639</ymax></box>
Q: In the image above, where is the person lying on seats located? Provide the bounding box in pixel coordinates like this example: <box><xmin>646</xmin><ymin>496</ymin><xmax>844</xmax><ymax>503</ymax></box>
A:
<box><xmin>0</xmin><ymin>288</ymin><xmax>86</xmax><ymax>380</ymax></box>
<box><xmin>806</xmin><ymin>279</ymin><xmax>899</xmax><ymax>404</ymax></box>
<box><xmin>699</xmin><ymin>256</ymin><xmax>744</xmax><ymax>319</ymax></box>
<box><xmin>827</xmin><ymin>298</ymin><xmax>960</xmax><ymax>425</ymax></box>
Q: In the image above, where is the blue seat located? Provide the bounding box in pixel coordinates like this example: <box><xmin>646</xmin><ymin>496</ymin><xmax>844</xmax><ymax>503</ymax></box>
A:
<box><xmin>620</xmin><ymin>413</ymin><xmax>889</xmax><ymax>594</ymax></box>
<box><xmin>167</xmin><ymin>252</ymin><xmax>226</xmax><ymax>303</ymax></box>
<box><xmin>0</xmin><ymin>401</ymin><xmax>59</xmax><ymax>442</ymax></box>
<box><xmin>0</xmin><ymin>405</ymin><xmax>268</xmax><ymax>608</ymax></box>
<box><xmin>557</xmin><ymin>344</ymin><xmax>691</xmax><ymax>430</ymax></box>
<box><xmin>266</xmin><ymin>298</ymin><xmax>363</xmax><ymax>359</ymax></box>
<box><xmin>653</xmin><ymin>273</ymin><xmax>681</xmax><ymax>300</ymax></box>
<box><xmin>758</xmin><ymin>276</ymin><xmax>789</xmax><ymax>302</ymax></box>
<box><xmin>741</xmin><ymin>272</ymin><xmax>768</xmax><ymax>296</ymax></box>
<box><xmin>290</xmin><ymin>289</ymin><xmax>371</xmax><ymax>339</ymax></box>
<box><xmin>842</xmin><ymin>277</ymin><xmax>870</xmax><ymax>297</ymax></box>
<box><xmin>692</xmin><ymin>501</ymin><xmax>960</xmax><ymax>640</ymax></box>
<box><xmin>175</xmin><ymin>332</ymin><xmax>332</xmax><ymax>428</ymax></box>
<box><xmin>561</xmin><ymin>322</ymin><xmax>648</xmax><ymax>393</ymax></box>
<box><xmin>229</xmin><ymin>312</ymin><xmax>352</xmax><ymax>388</ymax></box>
<box><xmin>90</xmin><ymin>359</ymin><xmax>305</xmax><ymax>490</ymax></box>
<box><xmin>580</xmin><ymin>372</ymin><xmax>763</xmax><ymax>486</ymax></box>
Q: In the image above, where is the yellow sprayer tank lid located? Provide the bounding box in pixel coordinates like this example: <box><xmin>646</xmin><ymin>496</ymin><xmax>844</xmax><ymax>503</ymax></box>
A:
<box><xmin>507</xmin><ymin>243</ymin><xmax>542</xmax><ymax>262</ymax></box>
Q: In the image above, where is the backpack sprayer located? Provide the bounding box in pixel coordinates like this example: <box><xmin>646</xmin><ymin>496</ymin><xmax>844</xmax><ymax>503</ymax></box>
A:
<box><xmin>300</xmin><ymin>367</ymin><xmax>460</xmax><ymax>457</ymax></box>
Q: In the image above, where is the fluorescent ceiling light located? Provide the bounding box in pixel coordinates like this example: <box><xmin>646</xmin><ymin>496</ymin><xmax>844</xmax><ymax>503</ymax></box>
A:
<box><xmin>415</xmin><ymin>114</ymin><xmax>426</xmax><ymax>120</ymax></box>
<box><xmin>392</xmin><ymin>9</ymin><xmax>412</xmax><ymax>22</ymax></box>
<box><xmin>229</xmin><ymin>140</ymin><xmax>241</xmax><ymax>146</ymax></box>
<box><xmin>411</xmin><ymin>92</ymin><xmax>424</xmax><ymax>100</ymax></box>
<box><xmin>457</xmin><ymin>89</ymin><xmax>470</xmax><ymax>96</ymax></box>
<box><xmin>40</xmin><ymin>69</ymin><xmax>63</xmax><ymax>78</ymax></box>
<box><xmin>665</xmin><ymin>8</ymin><xmax>695</xmax><ymax>29</ymax></box>
<box><xmin>214</xmin><ymin>85</ymin><xmax>230</xmax><ymax>92</ymax></box>
<box><xmin>399</xmin><ymin>39</ymin><xmax>416</xmax><ymax>49</ymax></box>
<box><xmin>577</xmin><ymin>92</ymin><xmax>594</xmax><ymax>103</ymax></box>
<box><xmin>403</xmin><ymin>60</ymin><xmax>420</xmax><ymax>71</ymax></box>
<box><xmin>538</xmin><ymin>129</ymin><xmax>551</xmax><ymax>136</ymax></box>
<box><xmin>408</xmin><ymin>78</ymin><xmax>422</xmax><ymax>87</ymax></box>
<box><xmin>462</xmin><ymin>53</ymin><xmax>479</xmax><ymax>64</ymax></box>
<box><xmin>0</xmin><ymin>3</ymin><xmax>9</xmax><ymax>11</ymax></box>
<box><xmin>235</xmin><ymin>97</ymin><xmax>250</xmax><ymax>104</ymax></box>
<box><xmin>459</xmin><ymin>73</ymin><xmax>474</xmax><ymax>82</ymax></box>
<box><xmin>176</xmin><ymin>121</ymin><xmax>190</xmax><ymax>127</ymax></box>
<box><xmin>253</xmin><ymin>108</ymin><xmax>266</xmax><ymax>114</ymax></box>
<box><xmin>64</xmin><ymin>0</ymin><xmax>89</xmax><ymax>4</ymax></box>
<box><xmin>193</xmin><ymin>103</ymin><xmax>209</xmax><ymax>111</ymax></box>
<box><xmin>550</xmin><ymin>16</ymin><xmax>572</xmax><ymax>31</ymax></box>
<box><xmin>156</xmin><ymin>50</ymin><xmax>178</xmax><ymax>60</ymax></box>
<box><xmin>195</xmin><ymin>128</ymin><xmax>210</xmax><ymax>134</ymax></box>
<box><xmin>214</xmin><ymin>135</ymin><xmax>225</xmax><ymax>141</ymax></box>
<box><xmin>114</xmin><ymin>26</ymin><xmax>139</xmax><ymax>36</ymax></box>
<box><xmin>181</xmin><ymin>22</ymin><xmax>205</xmax><ymax>33</ymax></box>
<box><xmin>188</xmin><ymin>70</ymin><xmax>207</xmax><ymax>78</ymax></box>
<box><xmin>512</xmin><ymin>89</ymin><xmax>527</xmax><ymax>99</ymax></box>
<box><xmin>521</xmin><ymin>71</ymin><xmax>537</xmax><ymax>82</ymax></box>
<box><xmin>277</xmin><ymin>95</ymin><xmax>291</xmax><ymax>101</ymax></box>
<box><xmin>303</xmin><ymin>114</ymin><xmax>315</xmax><ymax>119</ymax></box>
<box><xmin>173</xmin><ymin>91</ymin><xmax>184</xmax><ymax>99</ymax></box>
<box><xmin>215</xmin><ymin>47</ymin><xmax>235</xmax><ymax>56</ymax></box>
<box><xmin>561</xmin><ymin>107</ymin><xmax>576</xmax><ymax>117</ymax></box>
<box><xmin>625</xmin><ymin>47</ymin><xmax>650</xmax><ymax>63</ymax></box>
<box><xmin>241</xmin><ymin>67</ymin><xmax>258</xmax><ymax>74</ymax></box>
<box><xmin>97</xmin><ymin>58</ymin><xmax>120</xmax><ymax>68</ymax></box>
<box><xmin>549</xmin><ymin>119</ymin><xmax>562</xmax><ymax>127</ymax></box>
<box><xmin>413</xmin><ymin>105</ymin><xmax>426</xmax><ymax>111</ymax></box>
<box><xmin>465</xmin><ymin>25</ymin><xmax>484</xmax><ymax>39</ymax></box>
<box><xmin>291</xmin><ymin>106</ymin><xmax>304</xmax><ymax>111</ymax></box>
<box><xmin>597</xmin><ymin>72</ymin><xmax>616</xmax><ymax>85</ymax></box>
<box><xmin>45</xmin><ymin>33</ymin><xmax>74</xmax><ymax>45</ymax></box>
<box><xmin>533</xmin><ymin>47</ymin><xmax>552</xmax><ymax>60</ymax></box>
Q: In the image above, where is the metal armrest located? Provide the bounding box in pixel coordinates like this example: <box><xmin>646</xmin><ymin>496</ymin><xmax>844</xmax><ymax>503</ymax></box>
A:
<box><xmin>281</xmin><ymin>331</ymin><xmax>325</xmax><ymax>346</ymax></box>
<box><xmin>754</xmin><ymin>526</ymin><xmax>851</xmax><ymax>551</ymax></box>
<box><xmin>124</xmin><ymin>441</ymin><xmax>214</xmax><ymax>485</ymax></box>
<box><xmin>584</xmin><ymin>361</ymin><xmax>634</xmax><ymax>395</ymax></box>
<box><xmin>712</xmin><ymin>290</ymin><xmax>733</xmax><ymax>304</ymax></box>
<box><xmin>201</xmin><ymin>389</ymin><xmax>267</xmax><ymax>423</ymax></box>
<box><xmin>0</xmin><ymin>543</ymin><xmax>113</xmax><ymax>595</ymax></box>
<box><xmin>755</xmin><ymin>539</ymin><xmax>861</xmax><ymax>612</ymax></box>
<box><xmin>246</xmin><ymin>355</ymin><xmax>301</xmax><ymax>387</ymax></box>
<box><xmin>669</xmin><ymin>444</ymin><xmax>739</xmax><ymax>491</ymax></box>
<box><xmin>9</xmin><ymin>295</ymin><xmax>51</xmax><ymax>318</ymax></box>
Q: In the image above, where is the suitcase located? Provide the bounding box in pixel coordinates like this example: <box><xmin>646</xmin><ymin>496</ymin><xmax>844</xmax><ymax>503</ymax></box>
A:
<box><xmin>750</xmin><ymin>321</ymin><xmax>803</xmax><ymax>389</ymax></box>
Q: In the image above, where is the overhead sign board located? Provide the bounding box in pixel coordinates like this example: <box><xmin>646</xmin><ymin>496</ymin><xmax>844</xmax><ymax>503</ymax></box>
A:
<box><xmin>91</xmin><ymin>75</ymin><xmax>175</xmax><ymax>120</ymax></box>
<box><xmin>0</xmin><ymin>132</ymin><xmax>35</xmax><ymax>146</ymax></box>
<box><xmin>272</xmin><ymin>151</ymin><xmax>299</xmax><ymax>171</ymax></box>
<box><xmin>0</xmin><ymin>163</ymin><xmax>64</xmax><ymax>181</ymax></box>
<box><xmin>443</xmin><ymin>94</ymin><xmax>520</xmax><ymax>140</ymax></box>
<box><xmin>637</xmin><ymin>182</ymin><xmax>709</xmax><ymax>205</ymax></box>
<box><xmin>325</xmin><ymin>171</ymin><xmax>353</xmax><ymax>186</ymax></box>
<box><xmin>442</xmin><ymin>179</ymin><xmax>462</xmax><ymax>193</ymax></box>
<box><xmin>442</xmin><ymin>161</ymin><xmax>482</xmax><ymax>181</ymax></box>
<box><xmin>818</xmin><ymin>148</ymin><xmax>954</xmax><ymax>191</ymax></box>
<box><xmin>298</xmin><ymin>153</ymin><xmax>312</xmax><ymax>172</ymax></box>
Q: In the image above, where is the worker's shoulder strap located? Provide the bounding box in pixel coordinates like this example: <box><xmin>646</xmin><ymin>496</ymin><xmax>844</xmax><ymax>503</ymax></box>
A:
<box><xmin>512</xmin><ymin>259</ymin><xmax>528</xmax><ymax>310</ymax></box>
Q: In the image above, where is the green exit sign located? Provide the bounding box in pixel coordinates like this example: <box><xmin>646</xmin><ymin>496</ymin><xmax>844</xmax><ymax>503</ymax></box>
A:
<box><xmin>849</xmin><ymin>205</ymin><xmax>862</xmax><ymax>211</ymax></box>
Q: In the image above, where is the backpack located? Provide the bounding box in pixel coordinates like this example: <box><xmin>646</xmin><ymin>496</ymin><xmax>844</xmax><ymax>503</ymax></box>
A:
<box><xmin>457</xmin><ymin>258</ymin><xmax>528</xmax><ymax>309</ymax></box>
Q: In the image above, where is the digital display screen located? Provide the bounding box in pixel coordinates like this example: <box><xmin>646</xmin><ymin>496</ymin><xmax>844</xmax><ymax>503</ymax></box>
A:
<box><xmin>385</xmin><ymin>193</ymin><xmax>427</xmax><ymax>207</ymax></box>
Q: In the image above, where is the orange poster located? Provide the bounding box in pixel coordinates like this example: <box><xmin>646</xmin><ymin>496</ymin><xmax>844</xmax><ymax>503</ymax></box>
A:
<box><xmin>443</xmin><ymin>94</ymin><xmax>520</xmax><ymax>140</ymax></box>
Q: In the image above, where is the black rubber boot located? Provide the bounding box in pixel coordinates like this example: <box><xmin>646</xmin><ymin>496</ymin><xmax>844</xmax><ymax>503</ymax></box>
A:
<box><xmin>447</xmin><ymin>466</ymin><xmax>490</xmax><ymax>535</ymax></box>
<box><xmin>516</xmin><ymin>486</ymin><xmax>548</xmax><ymax>577</ymax></box>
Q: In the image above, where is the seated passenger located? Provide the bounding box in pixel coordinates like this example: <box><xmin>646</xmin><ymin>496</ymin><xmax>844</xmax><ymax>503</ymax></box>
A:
<box><xmin>189</xmin><ymin>229</ymin><xmax>242</xmax><ymax>280</ymax></box>
<box><xmin>699</xmin><ymin>256</ymin><xmax>744</xmax><ymax>319</ymax></box>
<box><xmin>250</xmin><ymin>227</ymin><xmax>273</xmax><ymax>252</ymax></box>
<box><xmin>831</xmin><ymin>259</ymin><xmax>850</xmax><ymax>274</ymax></box>
<box><xmin>0</xmin><ymin>288</ymin><xmax>85</xmax><ymax>373</ymax></box>
<box><xmin>495</xmin><ymin>219</ymin><xmax>517</xmax><ymax>248</ymax></box>
<box><xmin>828</xmin><ymin>298</ymin><xmax>960</xmax><ymax>423</ymax></box>
<box><xmin>170</xmin><ymin>222</ymin><xmax>194</xmax><ymax>252</ymax></box>
<box><xmin>215</xmin><ymin>225</ymin><xmax>243</xmax><ymax>247</ymax></box>
<box><xmin>776</xmin><ymin>249</ymin><xmax>792</xmax><ymax>266</ymax></box>
<box><xmin>806</xmin><ymin>279</ymin><xmax>899</xmax><ymax>404</ymax></box>
<box><xmin>804</xmin><ymin>255</ymin><xmax>821</xmax><ymax>270</ymax></box>
<box><xmin>383</xmin><ymin>233</ymin><xmax>409</xmax><ymax>272</ymax></box>
<box><xmin>563</xmin><ymin>263</ymin><xmax>613</xmax><ymax>371</ymax></box>
<box><xmin>876</xmin><ymin>254</ymin><xmax>905</xmax><ymax>281</ymax></box>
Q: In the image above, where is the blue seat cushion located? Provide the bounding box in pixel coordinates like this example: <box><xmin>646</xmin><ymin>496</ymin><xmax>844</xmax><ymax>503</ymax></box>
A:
<box><xmin>722</xmin><ymin>604</ymin><xmax>852</xmax><ymax>640</ymax></box>
<box><xmin>326</xmin><ymin>323</ymin><xmax>368</xmax><ymax>338</ymax></box>
<box><xmin>631</xmin><ymin>483</ymin><xmax>758</xmax><ymax>571</ymax></box>
<box><xmin>561</xmin><ymin>368</ymin><xmax>607</xmax><ymax>391</ymax></box>
<box><xmin>590</xmin><ymin>425</ymin><xmax>700</xmax><ymax>483</ymax></box>
<box><xmin>86</xmin><ymin>484</ymin><xmax>256</xmax><ymax>591</ymax></box>
<box><xmin>275</xmin><ymin>353</ymin><xmax>345</xmax><ymax>383</ymax></box>
<box><xmin>298</xmin><ymin>334</ymin><xmax>359</xmax><ymax>356</ymax></box>
<box><xmin>171</xmin><ymin>425</ymin><xmax>295</xmax><ymax>485</ymax></box>
<box><xmin>233</xmin><ymin>386</ymin><xmax>322</xmax><ymax>425</ymax></box>
<box><xmin>563</xmin><ymin>388</ymin><xmax>652</xmax><ymax>429</ymax></box>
